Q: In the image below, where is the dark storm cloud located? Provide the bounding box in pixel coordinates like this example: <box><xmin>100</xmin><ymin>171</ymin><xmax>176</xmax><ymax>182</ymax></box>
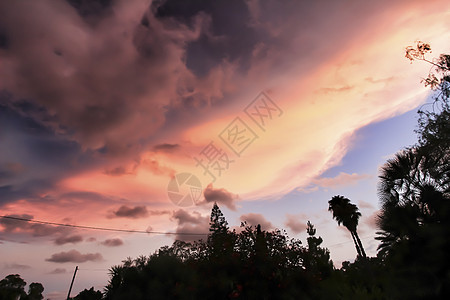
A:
<box><xmin>0</xmin><ymin>163</ymin><xmax>24</xmax><ymax>181</ymax></box>
<box><xmin>0</xmin><ymin>0</ymin><xmax>405</xmax><ymax>150</ymax></box>
<box><xmin>46</xmin><ymin>249</ymin><xmax>103</xmax><ymax>263</ymax></box>
<box><xmin>0</xmin><ymin>29</ymin><xmax>8</xmax><ymax>49</ymax></box>
<box><xmin>0</xmin><ymin>99</ymin><xmax>97</xmax><ymax>205</ymax></box>
<box><xmin>153</xmin><ymin>0</ymin><xmax>260</xmax><ymax>77</ymax></box>
<box><xmin>66</xmin><ymin>0</ymin><xmax>114</xmax><ymax>25</ymax></box>
<box><xmin>0</xmin><ymin>0</ymin><xmax>410</xmax><ymax>209</ymax></box>
<box><xmin>0</xmin><ymin>0</ymin><xmax>191</xmax><ymax>152</ymax></box>
<box><xmin>110</xmin><ymin>205</ymin><xmax>149</xmax><ymax>219</ymax></box>
<box><xmin>202</xmin><ymin>184</ymin><xmax>238</xmax><ymax>211</ymax></box>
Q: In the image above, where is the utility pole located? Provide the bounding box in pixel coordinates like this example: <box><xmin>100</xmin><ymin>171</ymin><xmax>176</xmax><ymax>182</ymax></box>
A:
<box><xmin>67</xmin><ymin>266</ymin><xmax>78</xmax><ymax>300</ymax></box>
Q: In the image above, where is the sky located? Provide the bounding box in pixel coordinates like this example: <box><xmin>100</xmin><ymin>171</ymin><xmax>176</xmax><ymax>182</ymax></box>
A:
<box><xmin>0</xmin><ymin>0</ymin><xmax>449</xmax><ymax>298</ymax></box>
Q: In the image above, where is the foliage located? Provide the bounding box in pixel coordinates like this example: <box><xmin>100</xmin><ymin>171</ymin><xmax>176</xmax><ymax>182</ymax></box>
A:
<box><xmin>406</xmin><ymin>41</ymin><xmax>450</xmax><ymax>151</ymax></box>
<box><xmin>104</xmin><ymin>203</ymin><xmax>333</xmax><ymax>299</ymax></box>
<box><xmin>27</xmin><ymin>283</ymin><xmax>44</xmax><ymax>300</ymax></box>
<box><xmin>0</xmin><ymin>274</ymin><xmax>44</xmax><ymax>300</ymax></box>
<box><xmin>375</xmin><ymin>42</ymin><xmax>450</xmax><ymax>298</ymax></box>
<box><xmin>74</xmin><ymin>287</ymin><xmax>103</xmax><ymax>300</ymax></box>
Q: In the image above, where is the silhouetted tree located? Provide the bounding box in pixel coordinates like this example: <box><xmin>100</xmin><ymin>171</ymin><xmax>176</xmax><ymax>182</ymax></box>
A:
<box><xmin>74</xmin><ymin>287</ymin><xmax>102</xmax><ymax>300</ymax></box>
<box><xmin>209</xmin><ymin>202</ymin><xmax>228</xmax><ymax>234</ymax></box>
<box><xmin>27</xmin><ymin>282</ymin><xmax>44</xmax><ymax>300</ymax></box>
<box><xmin>207</xmin><ymin>202</ymin><xmax>236</xmax><ymax>261</ymax></box>
<box><xmin>303</xmin><ymin>221</ymin><xmax>333</xmax><ymax>280</ymax></box>
<box><xmin>0</xmin><ymin>274</ymin><xmax>27</xmax><ymax>300</ymax></box>
<box><xmin>104</xmin><ymin>203</ymin><xmax>333</xmax><ymax>299</ymax></box>
<box><xmin>328</xmin><ymin>195</ymin><xmax>366</xmax><ymax>258</ymax></box>
<box><xmin>378</xmin><ymin>43</ymin><xmax>449</xmax><ymax>254</ymax></box>
<box><xmin>376</xmin><ymin>148</ymin><xmax>448</xmax><ymax>254</ymax></box>
<box><xmin>375</xmin><ymin>42</ymin><xmax>450</xmax><ymax>298</ymax></box>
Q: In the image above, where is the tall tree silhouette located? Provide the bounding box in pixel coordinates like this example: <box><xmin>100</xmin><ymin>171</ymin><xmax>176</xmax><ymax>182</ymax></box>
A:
<box><xmin>207</xmin><ymin>202</ymin><xmax>234</xmax><ymax>258</ymax></box>
<box><xmin>328</xmin><ymin>195</ymin><xmax>366</xmax><ymax>258</ymax></box>
<box><xmin>374</xmin><ymin>42</ymin><xmax>450</xmax><ymax>298</ymax></box>
<box><xmin>303</xmin><ymin>221</ymin><xmax>333</xmax><ymax>280</ymax></box>
<box><xmin>209</xmin><ymin>202</ymin><xmax>228</xmax><ymax>234</ymax></box>
<box><xmin>378</xmin><ymin>42</ymin><xmax>449</xmax><ymax>255</ymax></box>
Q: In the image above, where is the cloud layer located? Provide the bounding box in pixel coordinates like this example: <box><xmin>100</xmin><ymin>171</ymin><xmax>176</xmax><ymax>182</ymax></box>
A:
<box><xmin>0</xmin><ymin>0</ymin><xmax>448</xmax><ymax>219</ymax></box>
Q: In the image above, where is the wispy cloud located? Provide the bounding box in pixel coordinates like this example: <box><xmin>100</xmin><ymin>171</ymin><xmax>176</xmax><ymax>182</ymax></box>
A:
<box><xmin>313</xmin><ymin>172</ymin><xmax>372</xmax><ymax>189</ymax></box>
<box><xmin>4</xmin><ymin>263</ymin><xmax>31</xmax><ymax>270</ymax></box>
<box><xmin>48</xmin><ymin>268</ymin><xmax>67</xmax><ymax>274</ymax></box>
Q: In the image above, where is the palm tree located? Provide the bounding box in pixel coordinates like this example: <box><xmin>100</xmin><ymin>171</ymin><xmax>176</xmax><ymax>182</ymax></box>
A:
<box><xmin>376</xmin><ymin>147</ymin><xmax>449</xmax><ymax>255</ymax></box>
<box><xmin>328</xmin><ymin>195</ymin><xmax>366</xmax><ymax>258</ymax></box>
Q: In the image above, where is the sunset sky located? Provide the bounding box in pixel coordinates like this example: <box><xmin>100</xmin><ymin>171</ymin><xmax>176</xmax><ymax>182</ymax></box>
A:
<box><xmin>1</xmin><ymin>0</ymin><xmax>449</xmax><ymax>298</ymax></box>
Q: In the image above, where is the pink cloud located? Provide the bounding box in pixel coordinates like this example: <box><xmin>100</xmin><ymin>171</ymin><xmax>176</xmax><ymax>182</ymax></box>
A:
<box><xmin>240</xmin><ymin>213</ymin><xmax>273</xmax><ymax>231</ymax></box>
<box><xmin>358</xmin><ymin>200</ymin><xmax>375</xmax><ymax>210</ymax></box>
<box><xmin>202</xmin><ymin>184</ymin><xmax>238</xmax><ymax>211</ymax></box>
<box><xmin>284</xmin><ymin>213</ymin><xmax>308</xmax><ymax>234</ymax></box>
<box><xmin>172</xmin><ymin>209</ymin><xmax>209</xmax><ymax>242</ymax></box>
<box><xmin>0</xmin><ymin>214</ymin><xmax>72</xmax><ymax>237</ymax></box>
<box><xmin>361</xmin><ymin>210</ymin><xmax>380</xmax><ymax>230</ymax></box>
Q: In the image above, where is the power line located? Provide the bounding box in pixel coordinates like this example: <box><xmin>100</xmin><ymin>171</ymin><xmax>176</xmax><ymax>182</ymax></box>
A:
<box><xmin>0</xmin><ymin>215</ymin><xmax>208</xmax><ymax>236</ymax></box>
<box><xmin>0</xmin><ymin>215</ymin><xmax>379</xmax><ymax>246</ymax></box>
<box><xmin>325</xmin><ymin>235</ymin><xmax>377</xmax><ymax>248</ymax></box>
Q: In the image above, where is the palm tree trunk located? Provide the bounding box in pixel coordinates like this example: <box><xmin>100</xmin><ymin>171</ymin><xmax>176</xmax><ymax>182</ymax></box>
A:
<box><xmin>350</xmin><ymin>231</ymin><xmax>362</xmax><ymax>257</ymax></box>
<box><xmin>354</xmin><ymin>230</ymin><xmax>366</xmax><ymax>258</ymax></box>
